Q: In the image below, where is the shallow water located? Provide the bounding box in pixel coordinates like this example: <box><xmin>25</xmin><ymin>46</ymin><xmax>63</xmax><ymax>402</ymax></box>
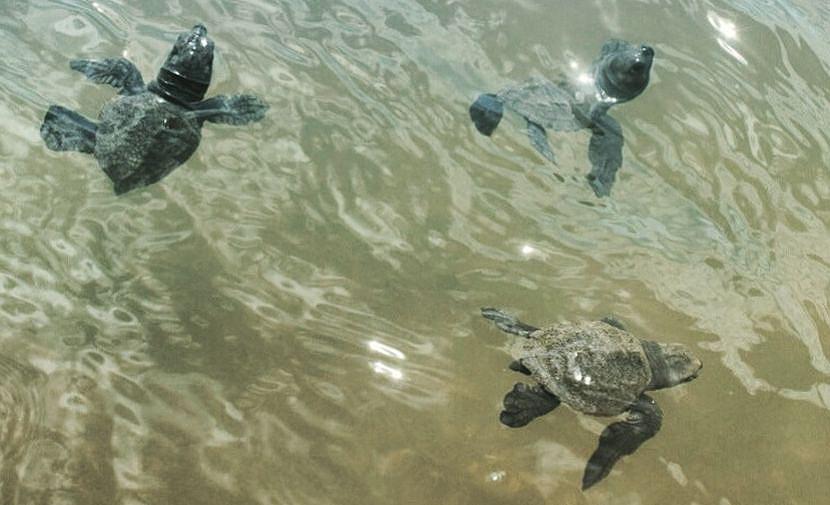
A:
<box><xmin>1</xmin><ymin>0</ymin><xmax>829</xmax><ymax>503</ymax></box>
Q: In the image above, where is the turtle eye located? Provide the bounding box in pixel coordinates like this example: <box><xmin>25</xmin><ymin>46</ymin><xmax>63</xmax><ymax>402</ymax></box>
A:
<box><xmin>164</xmin><ymin>117</ymin><xmax>185</xmax><ymax>129</ymax></box>
<box><xmin>630</xmin><ymin>62</ymin><xmax>645</xmax><ymax>73</ymax></box>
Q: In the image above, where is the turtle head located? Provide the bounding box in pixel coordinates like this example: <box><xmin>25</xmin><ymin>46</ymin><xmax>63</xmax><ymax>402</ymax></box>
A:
<box><xmin>149</xmin><ymin>24</ymin><xmax>214</xmax><ymax>106</ymax></box>
<box><xmin>594</xmin><ymin>40</ymin><xmax>654</xmax><ymax>103</ymax></box>
<box><xmin>643</xmin><ymin>341</ymin><xmax>702</xmax><ymax>390</ymax></box>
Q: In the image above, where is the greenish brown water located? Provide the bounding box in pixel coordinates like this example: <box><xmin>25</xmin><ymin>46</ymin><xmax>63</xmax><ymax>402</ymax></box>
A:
<box><xmin>1</xmin><ymin>0</ymin><xmax>830</xmax><ymax>503</ymax></box>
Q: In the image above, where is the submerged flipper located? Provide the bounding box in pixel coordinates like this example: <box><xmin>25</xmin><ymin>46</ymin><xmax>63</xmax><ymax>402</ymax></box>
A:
<box><xmin>586</xmin><ymin>114</ymin><xmax>623</xmax><ymax>197</ymax></box>
<box><xmin>70</xmin><ymin>58</ymin><xmax>145</xmax><ymax>95</ymax></box>
<box><xmin>40</xmin><ymin>105</ymin><xmax>97</xmax><ymax>154</ymax></box>
<box><xmin>469</xmin><ymin>93</ymin><xmax>503</xmax><ymax>136</ymax></box>
<box><xmin>582</xmin><ymin>394</ymin><xmax>662</xmax><ymax>490</ymax></box>
<box><xmin>500</xmin><ymin>383</ymin><xmax>561</xmax><ymax>428</ymax></box>
<box><xmin>526</xmin><ymin>120</ymin><xmax>556</xmax><ymax>163</ymax></box>
<box><xmin>191</xmin><ymin>95</ymin><xmax>268</xmax><ymax>125</ymax></box>
<box><xmin>481</xmin><ymin>308</ymin><xmax>539</xmax><ymax>337</ymax></box>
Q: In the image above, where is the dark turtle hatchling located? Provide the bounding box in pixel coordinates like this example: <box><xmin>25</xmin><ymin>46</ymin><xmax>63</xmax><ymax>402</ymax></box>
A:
<box><xmin>469</xmin><ymin>39</ymin><xmax>654</xmax><ymax>196</ymax></box>
<box><xmin>481</xmin><ymin>308</ymin><xmax>701</xmax><ymax>490</ymax></box>
<box><xmin>40</xmin><ymin>24</ymin><xmax>268</xmax><ymax>195</ymax></box>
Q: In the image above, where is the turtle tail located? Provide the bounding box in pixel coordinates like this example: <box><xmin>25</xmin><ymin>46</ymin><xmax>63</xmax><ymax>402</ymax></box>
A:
<box><xmin>40</xmin><ymin>105</ymin><xmax>97</xmax><ymax>154</ymax></box>
<box><xmin>469</xmin><ymin>93</ymin><xmax>503</xmax><ymax>136</ymax></box>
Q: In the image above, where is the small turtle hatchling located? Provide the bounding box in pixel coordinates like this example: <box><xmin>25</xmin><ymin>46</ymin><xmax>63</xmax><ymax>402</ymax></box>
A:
<box><xmin>40</xmin><ymin>24</ymin><xmax>268</xmax><ymax>194</ymax></box>
<box><xmin>481</xmin><ymin>308</ymin><xmax>701</xmax><ymax>489</ymax></box>
<box><xmin>470</xmin><ymin>39</ymin><xmax>654</xmax><ymax>196</ymax></box>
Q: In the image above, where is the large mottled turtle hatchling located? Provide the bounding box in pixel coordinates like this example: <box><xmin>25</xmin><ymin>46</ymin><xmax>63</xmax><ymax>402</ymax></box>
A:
<box><xmin>40</xmin><ymin>24</ymin><xmax>268</xmax><ymax>195</ymax></box>
<box><xmin>481</xmin><ymin>308</ymin><xmax>701</xmax><ymax>490</ymax></box>
<box><xmin>469</xmin><ymin>39</ymin><xmax>654</xmax><ymax>197</ymax></box>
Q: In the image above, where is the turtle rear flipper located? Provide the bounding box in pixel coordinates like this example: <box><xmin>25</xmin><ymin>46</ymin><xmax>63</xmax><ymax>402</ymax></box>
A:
<box><xmin>40</xmin><ymin>105</ymin><xmax>97</xmax><ymax>154</ymax></box>
<box><xmin>70</xmin><ymin>58</ymin><xmax>145</xmax><ymax>95</ymax></box>
<box><xmin>500</xmin><ymin>383</ymin><xmax>561</xmax><ymax>428</ymax></box>
<box><xmin>508</xmin><ymin>360</ymin><xmax>532</xmax><ymax>375</ymax></box>
<box><xmin>191</xmin><ymin>95</ymin><xmax>268</xmax><ymax>125</ymax></box>
<box><xmin>469</xmin><ymin>93</ymin><xmax>503</xmax><ymax>136</ymax></box>
<box><xmin>600</xmin><ymin>315</ymin><xmax>627</xmax><ymax>331</ymax></box>
<box><xmin>587</xmin><ymin>114</ymin><xmax>623</xmax><ymax>197</ymax></box>
<box><xmin>481</xmin><ymin>308</ymin><xmax>539</xmax><ymax>337</ymax></box>
<box><xmin>582</xmin><ymin>394</ymin><xmax>662</xmax><ymax>490</ymax></box>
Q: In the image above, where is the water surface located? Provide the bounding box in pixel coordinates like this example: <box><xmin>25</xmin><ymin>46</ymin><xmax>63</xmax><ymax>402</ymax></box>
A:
<box><xmin>1</xmin><ymin>0</ymin><xmax>829</xmax><ymax>504</ymax></box>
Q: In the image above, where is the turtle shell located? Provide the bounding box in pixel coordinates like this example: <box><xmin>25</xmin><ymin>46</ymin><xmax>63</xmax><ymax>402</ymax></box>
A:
<box><xmin>497</xmin><ymin>77</ymin><xmax>585</xmax><ymax>132</ymax></box>
<box><xmin>94</xmin><ymin>92</ymin><xmax>201</xmax><ymax>193</ymax></box>
<box><xmin>513</xmin><ymin>320</ymin><xmax>651</xmax><ymax>416</ymax></box>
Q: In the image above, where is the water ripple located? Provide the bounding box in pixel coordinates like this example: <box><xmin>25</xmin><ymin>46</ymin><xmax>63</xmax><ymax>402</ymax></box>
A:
<box><xmin>1</xmin><ymin>0</ymin><xmax>830</xmax><ymax>503</ymax></box>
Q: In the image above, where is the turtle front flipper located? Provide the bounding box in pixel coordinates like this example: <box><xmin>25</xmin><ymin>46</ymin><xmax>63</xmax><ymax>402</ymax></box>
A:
<box><xmin>481</xmin><ymin>308</ymin><xmax>539</xmax><ymax>337</ymax></box>
<box><xmin>469</xmin><ymin>93</ymin><xmax>503</xmax><ymax>136</ymax></box>
<box><xmin>500</xmin><ymin>383</ymin><xmax>561</xmax><ymax>428</ymax></box>
<box><xmin>526</xmin><ymin>120</ymin><xmax>556</xmax><ymax>163</ymax></box>
<box><xmin>70</xmin><ymin>58</ymin><xmax>145</xmax><ymax>95</ymax></box>
<box><xmin>40</xmin><ymin>105</ymin><xmax>97</xmax><ymax>154</ymax></box>
<box><xmin>582</xmin><ymin>394</ymin><xmax>662</xmax><ymax>490</ymax></box>
<box><xmin>586</xmin><ymin>114</ymin><xmax>623</xmax><ymax>197</ymax></box>
<box><xmin>191</xmin><ymin>95</ymin><xmax>268</xmax><ymax>125</ymax></box>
